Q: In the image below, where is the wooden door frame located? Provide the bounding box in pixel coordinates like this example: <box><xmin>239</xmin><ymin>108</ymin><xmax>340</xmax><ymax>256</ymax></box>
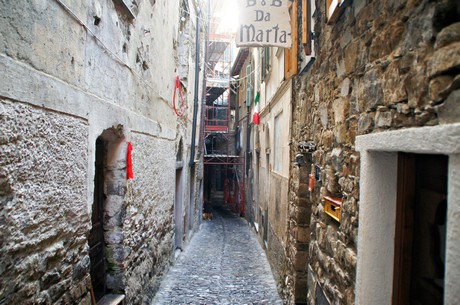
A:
<box><xmin>174</xmin><ymin>167</ymin><xmax>184</xmax><ymax>250</ymax></box>
<box><xmin>355</xmin><ymin>124</ymin><xmax>460</xmax><ymax>305</ymax></box>
<box><xmin>393</xmin><ymin>153</ymin><xmax>416</xmax><ymax>305</ymax></box>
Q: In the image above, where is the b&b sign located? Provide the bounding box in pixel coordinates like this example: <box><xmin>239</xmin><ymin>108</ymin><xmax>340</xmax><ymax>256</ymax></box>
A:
<box><xmin>236</xmin><ymin>0</ymin><xmax>292</xmax><ymax>48</ymax></box>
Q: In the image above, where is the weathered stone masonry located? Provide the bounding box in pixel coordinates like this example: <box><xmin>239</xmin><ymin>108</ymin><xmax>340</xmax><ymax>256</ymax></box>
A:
<box><xmin>0</xmin><ymin>0</ymin><xmax>204</xmax><ymax>304</ymax></box>
<box><xmin>123</xmin><ymin>133</ymin><xmax>176</xmax><ymax>304</ymax></box>
<box><xmin>0</xmin><ymin>100</ymin><xmax>90</xmax><ymax>304</ymax></box>
<box><xmin>289</xmin><ymin>0</ymin><xmax>460</xmax><ymax>304</ymax></box>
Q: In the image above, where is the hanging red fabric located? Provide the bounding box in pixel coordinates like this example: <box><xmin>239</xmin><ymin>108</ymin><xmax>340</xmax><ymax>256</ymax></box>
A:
<box><xmin>173</xmin><ymin>75</ymin><xmax>187</xmax><ymax>117</ymax></box>
<box><xmin>127</xmin><ymin>142</ymin><xmax>134</xmax><ymax>180</ymax></box>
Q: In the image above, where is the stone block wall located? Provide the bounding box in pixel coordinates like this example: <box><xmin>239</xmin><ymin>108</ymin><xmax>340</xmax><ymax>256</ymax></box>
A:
<box><xmin>267</xmin><ymin>224</ymin><xmax>287</xmax><ymax>285</ymax></box>
<box><xmin>0</xmin><ymin>99</ymin><xmax>90</xmax><ymax>304</ymax></box>
<box><xmin>285</xmin><ymin>164</ymin><xmax>312</xmax><ymax>304</ymax></box>
<box><xmin>289</xmin><ymin>0</ymin><xmax>460</xmax><ymax>304</ymax></box>
<box><xmin>265</xmin><ymin>172</ymin><xmax>290</xmax><ymax>290</ymax></box>
<box><xmin>0</xmin><ymin>0</ymin><xmax>205</xmax><ymax>304</ymax></box>
<box><xmin>123</xmin><ymin>134</ymin><xmax>176</xmax><ymax>304</ymax></box>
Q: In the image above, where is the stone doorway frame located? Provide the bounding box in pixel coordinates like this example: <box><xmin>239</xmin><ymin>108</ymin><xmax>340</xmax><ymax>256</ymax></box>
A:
<box><xmin>174</xmin><ymin>139</ymin><xmax>185</xmax><ymax>251</ymax></box>
<box><xmin>355</xmin><ymin>123</ymin><xmax>460</xmax><ymax>305</ymax></box>
<box><xmin>90</xmin><ymin>126</ymin><xmax>128</xmax><ymax>296</ymax></box>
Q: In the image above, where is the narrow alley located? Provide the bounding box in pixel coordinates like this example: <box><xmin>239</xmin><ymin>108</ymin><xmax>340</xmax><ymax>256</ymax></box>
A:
<box><xmin>2</xmin><ymin>0</ymin><xmax>460</xmax><ymax>304</ymax></box>
<box><xmin>152</xmin><ymin>203</ymin><xmax>283</xmax><ymax>305</ymax></box>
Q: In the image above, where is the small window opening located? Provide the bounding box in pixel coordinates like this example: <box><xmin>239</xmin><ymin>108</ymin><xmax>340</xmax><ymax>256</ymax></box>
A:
<box><xmin>94</xmin><ymin>16</ymin><xmax>101</xmax><ymax>26</ymax></box>
<box><xmin>112</xmin><ymin>0</ymin><xmax>136</xmax><ymax>21</ymax></box>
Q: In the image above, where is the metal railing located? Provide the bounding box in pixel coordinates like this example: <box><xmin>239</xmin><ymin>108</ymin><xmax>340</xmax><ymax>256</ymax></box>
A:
<box><xmin>204</xmin><ymin>106</ymin><xmax>229</xmax><ymax>132</ymax></box>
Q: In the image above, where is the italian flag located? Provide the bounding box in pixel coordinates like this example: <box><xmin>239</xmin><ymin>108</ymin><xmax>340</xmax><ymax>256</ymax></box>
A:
<box><xmin>252</xmin><ymin>91</ymin><xmax>260</xmax><ymax>125</ymax></box>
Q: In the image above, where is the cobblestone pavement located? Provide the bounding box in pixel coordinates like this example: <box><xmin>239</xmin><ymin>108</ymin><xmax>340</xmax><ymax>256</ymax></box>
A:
<box><xmin>152</xmin><ymin>204</ymin><xmax>283</xmax><ymax>305</ymax></box>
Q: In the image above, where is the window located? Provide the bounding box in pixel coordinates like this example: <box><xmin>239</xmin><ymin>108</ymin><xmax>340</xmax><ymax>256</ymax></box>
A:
<box><xmin>285</xmin><ymin>0</ymin><xmax>315</xmax><ymax>77</ymax></box>
<box><xmin>274</xmin><ymin>113</ymin><xmax>282</xmax><ymax>172</ymax></box>
<box><xmin>299</xmin><ymin>0</ymin><xmax>316</xmax><ymax>72</ymax></box>
<box><xmin>284</xmin><ymin>0</ymin><xmax>299</xmax><ymax>79</ymax></box>
<box><xmin>245</xmin><ymin>64</ymin><xmax>253</xmax><ymax>107</ymax></box>
<box><xmin>326</xmin><ymin>0</ymin><xmax>347</xmax><ymax>24</ymax></box>
<box><xmin>302</xmin><ymin>0</ymin><xmax>313</xmax><ymax>56</ymax></box>
<box><xmin>261</xmin><ymin>47</ymin><xmax>271</xmax><ymax>81</ymax></box>
<box><xmin>112</xmin><ymin>0</ymin><xmax>136</xmax><ymax>20</ymax></box>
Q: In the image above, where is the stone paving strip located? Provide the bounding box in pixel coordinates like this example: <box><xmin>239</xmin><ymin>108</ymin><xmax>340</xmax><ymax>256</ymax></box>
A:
<box><xmin>151</xmin><ymin>205</ymin><xmax>283</xmax><ymax>305</ymax></box>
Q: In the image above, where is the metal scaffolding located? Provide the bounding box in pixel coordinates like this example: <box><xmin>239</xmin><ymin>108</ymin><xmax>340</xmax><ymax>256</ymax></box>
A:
<box><xmin>202</xmin><ymin>2</ymin><xmax>245</xmax><ymax>216</ymax></box>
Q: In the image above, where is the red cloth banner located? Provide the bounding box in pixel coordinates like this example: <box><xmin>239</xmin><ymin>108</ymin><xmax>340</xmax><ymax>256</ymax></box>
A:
<box><xmin>127</xmin><ymin>142</ymin><xmax>134</xmax><ymax>180</ymax></box>
<box><xmin>173</xmin><ymin>75</ymin><xmax>187</xmax><ymax>117</ymax></box>
<box><xmin>253</xmin><ymin>112</ymin><xmax>260</xmax><ymax>124</ymax></box>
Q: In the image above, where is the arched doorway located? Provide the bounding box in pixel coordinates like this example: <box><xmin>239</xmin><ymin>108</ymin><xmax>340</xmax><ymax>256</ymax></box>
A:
<box><xmin>88</xmin><ymin>127</ymin><xmax>127</xmax><ymax>301</ymax></box>
<box><xmin>89</xmin><ymin>137</ymin><xmax>107</xmax><ymax>300</ymax></box>
<box><xmin>174</xmin><ymin>139</ymin><xmax>184</xmax><ymax>251</ymax></box>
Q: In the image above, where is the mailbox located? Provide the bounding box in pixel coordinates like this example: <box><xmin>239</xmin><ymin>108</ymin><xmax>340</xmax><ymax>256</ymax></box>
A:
<box><xmin>323</xmin><ymin>196</ymin><xmax>342</xmax><ymax>222</ymax></box>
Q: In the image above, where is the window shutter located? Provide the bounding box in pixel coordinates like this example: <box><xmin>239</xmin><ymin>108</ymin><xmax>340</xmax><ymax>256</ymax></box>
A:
<box><xmin>284</xmin><ymin>0</ymin><xmax>299</xmax><ymax>79</ymax></box>
<box><xmin>261</xmin><ymin>47</ymin><xmax>271</xmax><ymax>80</ymax></box>
<box><xmin>245</xmin><ymin>65</ymin><xmax>253</xmax><ymax>107</ymax></box>
<box><xmin>327</xmin><ymin>0</ymin><xmax>347</xmax><ymax>24</ymax></box>
<box><xmin>265</xmin><ymin>47</ymin><xmax>270</xmax><ymax>76</ymax></box>
<box><xmin>302</xmin><ymin>0</ymin><xmax>312</xmax><ymax>55</ymax></box>
<box><xmin>261</xmin><ymin>48</ymin><xmax>266</xmax><ymax>80</ymax></box>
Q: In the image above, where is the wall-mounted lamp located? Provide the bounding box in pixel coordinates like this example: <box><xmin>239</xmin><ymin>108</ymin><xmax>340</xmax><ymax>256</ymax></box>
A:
<box><xmin>294</xmin><ymin>140</ymin><xmax>316</xmax><ymax>167</ymax></box>
<box><xmin>298</xmin><ymin>141</ymin><xmax>316</xmax><ymax>153</ymax></box>
<box><xmin>294</xmin><ymin>153</ymin><xmax>306</xmax><ymax>167</ymax></box>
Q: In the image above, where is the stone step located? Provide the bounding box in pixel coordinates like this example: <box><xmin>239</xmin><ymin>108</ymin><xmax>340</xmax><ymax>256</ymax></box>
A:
<box><xmin>97</xmin><ymin>294</ymin><xmax>125</xmax><ymax>305</ymax></box>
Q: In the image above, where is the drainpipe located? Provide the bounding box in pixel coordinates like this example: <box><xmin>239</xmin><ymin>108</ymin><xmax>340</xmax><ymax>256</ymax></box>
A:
<box><xmin>198</xmin><ymin>0</ymin><xmax>210</xmax><ymax>157</ymax></box>
<box><xmin>245</xmin><ymin>105</ymin><xmax>251</xmax><ymax>220</ymax></box>
<box><xmin>189</xmin><ymin>9</ymin><xmax>201</xmax><ymax>167</ymax></box>
<box><xmin>246</xmin><ymin>106</ymin><xmax>251</xmax><ymax>175</ymax></box>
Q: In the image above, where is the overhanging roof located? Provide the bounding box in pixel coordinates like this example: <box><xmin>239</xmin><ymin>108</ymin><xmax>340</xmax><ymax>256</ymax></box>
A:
<box><xmin>206</xmin><ymin>86</ymin><xmax>227</xmax><ymax>105</ymax></box>
<box><xmin>207</xmin><ymin>41</ymin><xmax>230</xmax><ymax>70</ymax></box>
<box><xmin>231</xmin><ymin>48</ymin><xmax>250</xmax><ymax>76</ymax></box>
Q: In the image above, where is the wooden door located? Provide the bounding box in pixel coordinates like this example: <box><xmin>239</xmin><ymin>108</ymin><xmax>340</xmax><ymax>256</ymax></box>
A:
<box><xmin>394</xmin><ymin>154</ymin><xmax>447</xmax><ymax>305</ymax></box>
<box><xmin>175</xmin><ymin>168</ymin><xmax>184</xmax><ymax>250</ymax></box>
<box><xmin>89</xmin><ymin>138</ymin><xmax>106</xmax><ymax>301</ymax></box>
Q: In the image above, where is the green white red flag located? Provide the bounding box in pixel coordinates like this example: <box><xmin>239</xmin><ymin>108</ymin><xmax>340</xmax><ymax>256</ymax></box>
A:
<box><xmin>253</xmin><ymin>92</ymin><xmax>260</xmax><ymax>124</ymax></box>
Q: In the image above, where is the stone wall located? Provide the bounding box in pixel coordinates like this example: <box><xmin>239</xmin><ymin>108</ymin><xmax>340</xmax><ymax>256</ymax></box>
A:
<box><xmin>266</xmin><ymin>173</ymin><xmax>289</xmax><ymax>285</ymax></box>
<box><xmin>123</xmin><ymin>133</ymin><xmax>176</xmax><ymax>304</ymax></box>
<box><xmin>250</xmin><ymin>80</ymin><xmax>292</xmax><ymax>298</ymax></box>
<box><xmin>0</xmin><ymin>0</ymin><xmax>205</xmax><ymax>304</ymax></box>
<box><xmin>285</xmin><ymin>164</ymin><xmax>311</xmax><ymax>304</ymax></box>
<box><xmin>0</xmin><ymin>99</ymin><xmax>90</xmax><ymax>304</ymax></box>
<box><xmin>289</xmin><ymin>0</ymin><xmax>460</xmax><ymax>304</ymax></box>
